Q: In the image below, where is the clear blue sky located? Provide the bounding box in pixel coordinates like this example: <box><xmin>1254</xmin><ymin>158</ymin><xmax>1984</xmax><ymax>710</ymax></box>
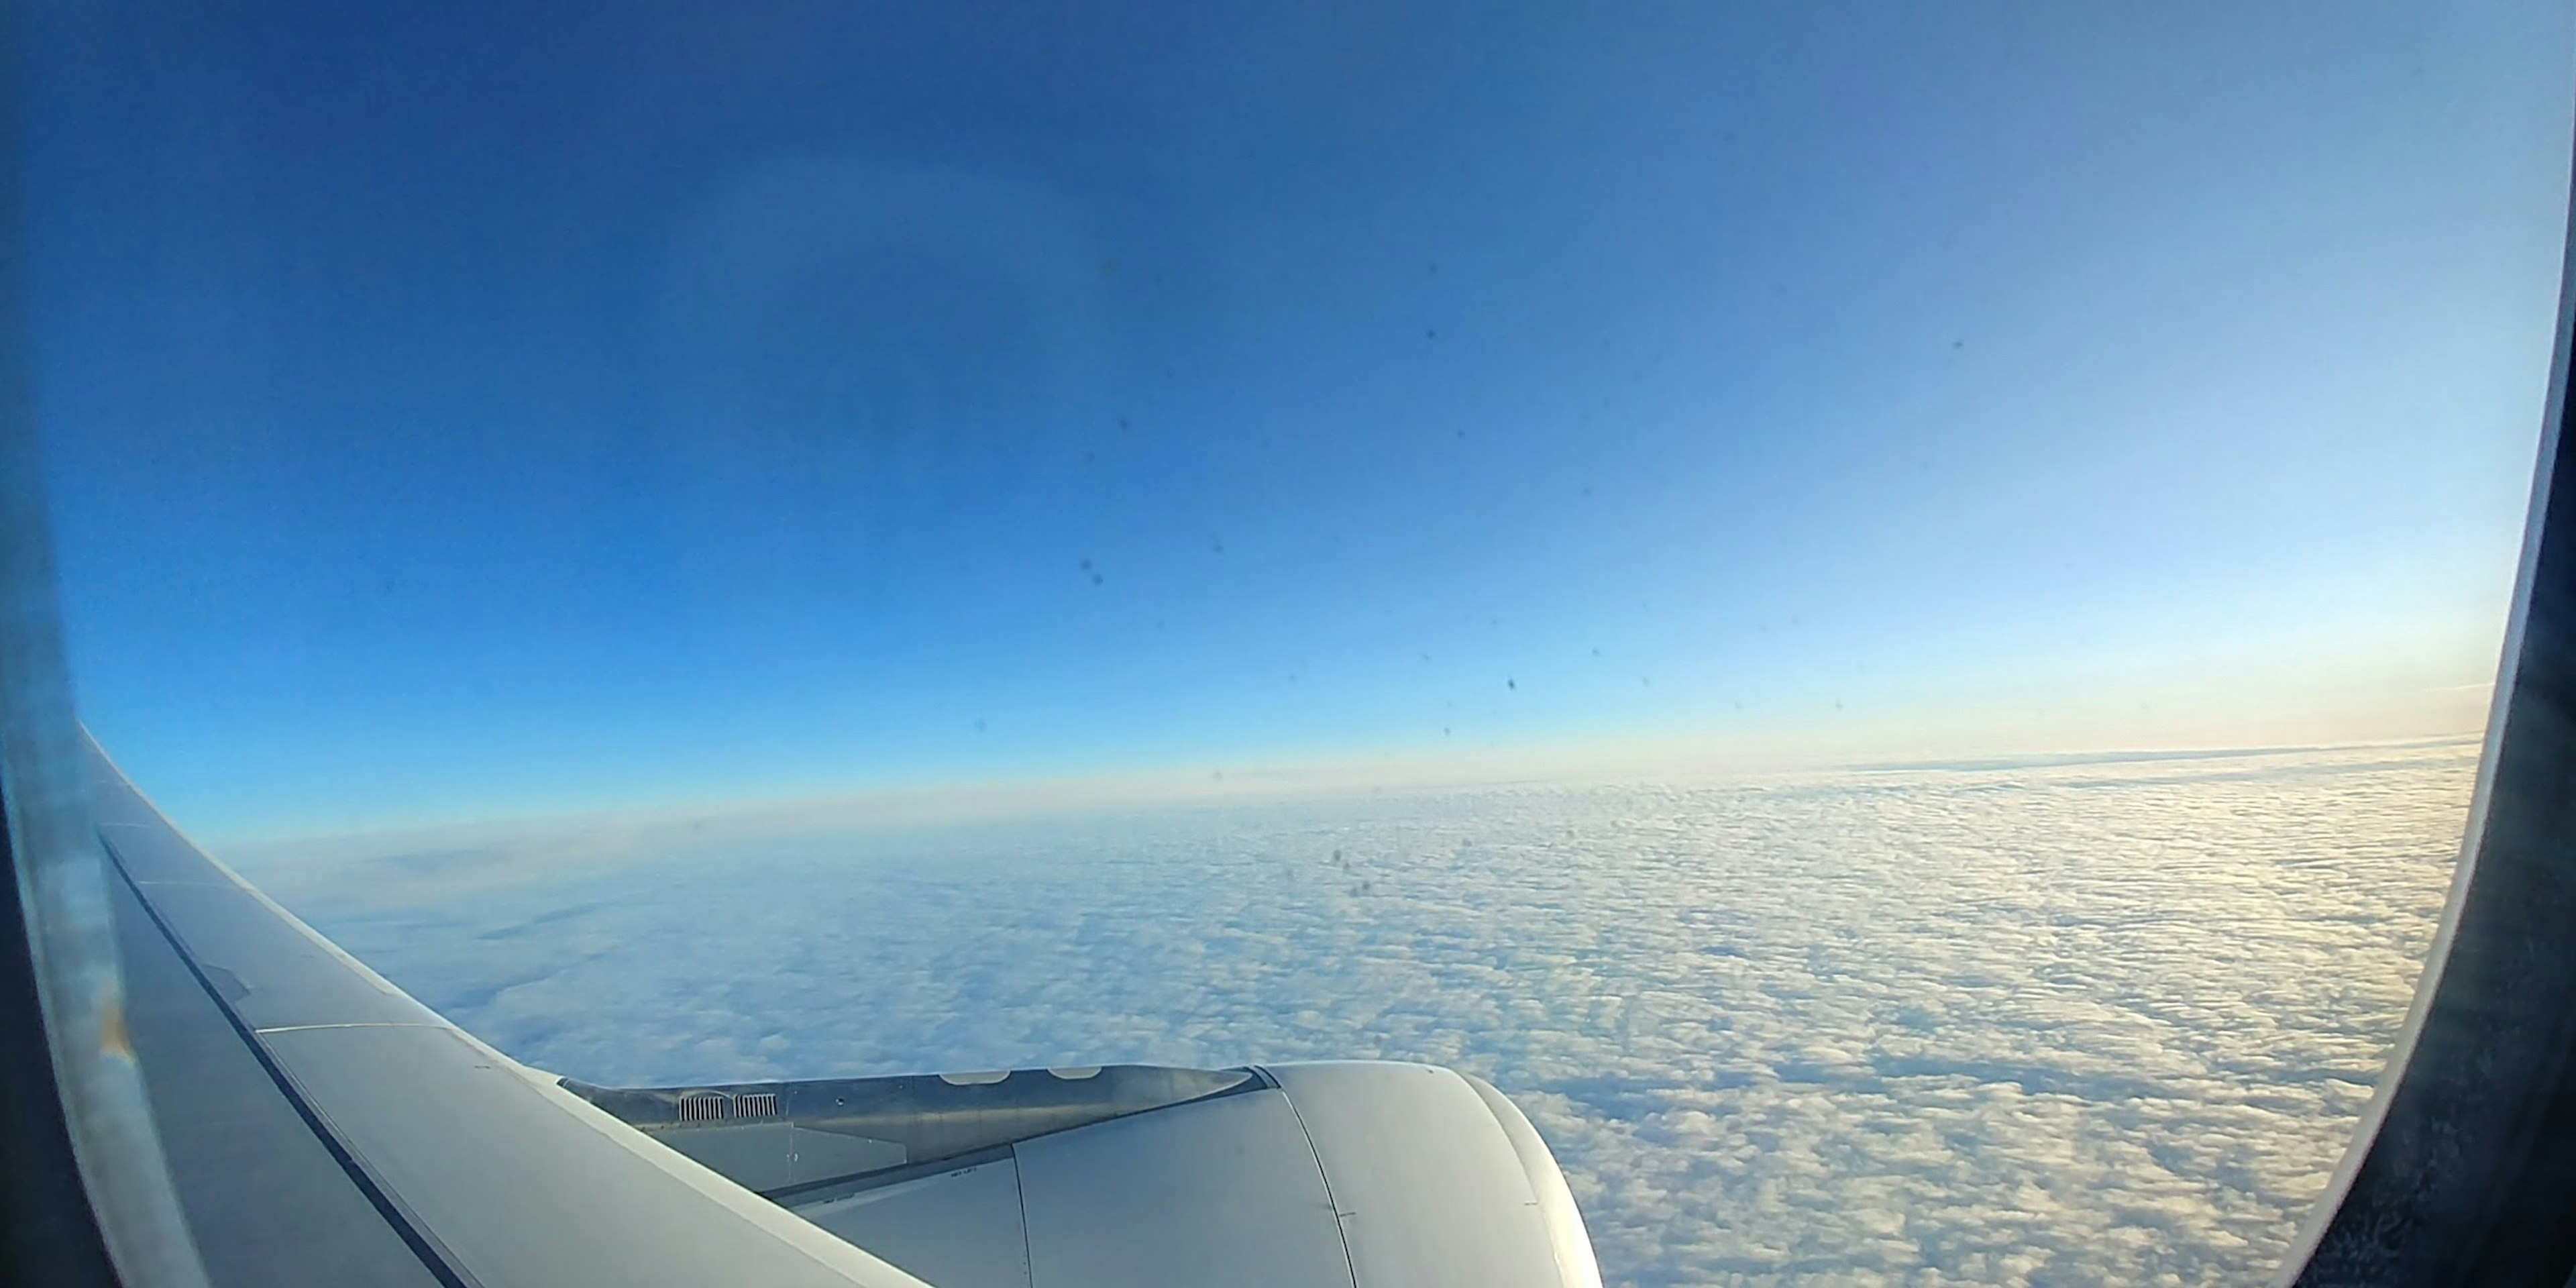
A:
<box><xmin>17</xmin><ymin>1</ymin><xmax>2572</xmax><ymax>842</ymax></box>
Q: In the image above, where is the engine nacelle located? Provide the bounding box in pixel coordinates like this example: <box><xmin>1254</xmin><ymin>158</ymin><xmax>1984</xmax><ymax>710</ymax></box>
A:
<box><xmin>573</xmin><ymin>1060</ymin><xmax>1603</xmax><ymax>1288</ymax></box>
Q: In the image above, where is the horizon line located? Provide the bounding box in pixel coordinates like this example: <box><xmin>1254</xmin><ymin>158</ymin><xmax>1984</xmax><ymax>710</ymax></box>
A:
<box><xmin>209</xmin><ymin>727</ymin><xmax>2489</xmax><ymax>866</ymax></box>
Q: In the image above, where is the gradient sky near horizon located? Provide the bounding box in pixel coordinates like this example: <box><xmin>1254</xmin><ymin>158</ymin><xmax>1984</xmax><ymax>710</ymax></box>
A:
<box><xmin>16</xmin><ymin>1</ymin><xmax>2572</xmax><ymax>843</ymax></box>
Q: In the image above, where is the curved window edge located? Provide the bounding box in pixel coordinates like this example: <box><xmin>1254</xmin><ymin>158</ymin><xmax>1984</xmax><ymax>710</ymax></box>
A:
<box><xmin>2282</xmin><ymin>117</ymin><xmax>2576</xmax><ymax>1288</ymax></box>
<box><xmin>0</xmin><ymin>7</ymin><xmax>211</xmax><ymax>1282</ymax></box>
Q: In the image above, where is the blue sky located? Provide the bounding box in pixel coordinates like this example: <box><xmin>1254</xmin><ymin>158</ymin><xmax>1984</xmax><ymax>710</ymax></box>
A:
<box><xmin>17</xmin><ymin>1</ymin><xmax>2572</xmax><ymax>841</ymax></box>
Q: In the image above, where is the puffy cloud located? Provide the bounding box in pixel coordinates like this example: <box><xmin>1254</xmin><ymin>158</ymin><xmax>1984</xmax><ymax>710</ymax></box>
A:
<box><xmin>248</xmin><ymin>741</ymin><xmax>2476</xmax><ymax>1287</ymax></box>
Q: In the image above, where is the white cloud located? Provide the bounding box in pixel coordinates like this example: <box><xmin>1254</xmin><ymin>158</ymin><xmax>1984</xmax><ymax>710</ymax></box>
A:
<box><xmin>248</xmin><ymin>741</ymin><xmax>2476</xmax><ymax>1287</ymax></box>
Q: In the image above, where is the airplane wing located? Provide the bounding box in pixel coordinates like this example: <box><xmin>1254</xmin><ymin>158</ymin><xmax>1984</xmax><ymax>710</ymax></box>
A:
<box><xmin>89</xmin><ymin>737</ymin><xmax>1603</xmax><ymax>1288</ymax></box>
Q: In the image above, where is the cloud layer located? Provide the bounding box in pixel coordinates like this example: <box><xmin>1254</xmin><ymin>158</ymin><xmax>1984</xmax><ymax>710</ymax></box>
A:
<box><xmin>250</xmin><ymin>741</ymin><xmax>2476</xmax><ymax>1287</ymax></box>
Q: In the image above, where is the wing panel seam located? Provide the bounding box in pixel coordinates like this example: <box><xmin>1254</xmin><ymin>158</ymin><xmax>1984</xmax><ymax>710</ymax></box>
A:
<box><xmin>100</xmin><ymin>830</ymin><xmax>481</xmax><ymax>1288</ymax></box>
<box><xmin>252</xmin><ymin>1023</ymin><xmax>445</xmax><ymax>1036</ymax></box>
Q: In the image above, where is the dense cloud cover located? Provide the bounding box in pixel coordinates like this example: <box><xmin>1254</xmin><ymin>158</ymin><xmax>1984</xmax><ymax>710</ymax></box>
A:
<box><xmin>250</xmin><ymin>741</ymin><xmax>2474</xmax><ymax>1286</ymax></box>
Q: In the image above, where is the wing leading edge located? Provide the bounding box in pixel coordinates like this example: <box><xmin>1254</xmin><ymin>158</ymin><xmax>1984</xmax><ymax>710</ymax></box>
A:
<box><xmin>92</xmin><ymin>738</ymin><xmax>935</xmax><ymax>1288</ymax></box>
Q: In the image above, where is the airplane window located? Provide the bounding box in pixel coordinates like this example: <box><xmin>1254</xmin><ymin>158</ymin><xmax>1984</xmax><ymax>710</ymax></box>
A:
<box><xmin>11</xmin><ymin>2</ymin><xmax>2571</xmax><ymax>1285</ymax></box>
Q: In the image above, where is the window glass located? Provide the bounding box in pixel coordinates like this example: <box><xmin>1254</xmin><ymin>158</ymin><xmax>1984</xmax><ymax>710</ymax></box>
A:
<box><xmin>21</xmin><ymin>3</ymin><xmax>2569</xmax><ymax>1283</ymax></box>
